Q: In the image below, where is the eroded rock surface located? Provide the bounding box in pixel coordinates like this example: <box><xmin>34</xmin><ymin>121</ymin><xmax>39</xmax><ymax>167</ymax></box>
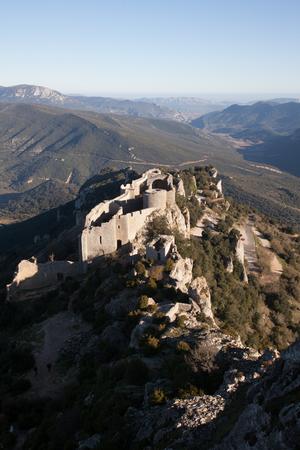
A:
<box><xmin>169</xmin><ymin>257</ymin><xmax>193</xmax><ymax>292</ymax></box>
<box><xmin>188</xmin><ymin>276</ymin><xmax>216</xmax><ymax>324</ymax></box>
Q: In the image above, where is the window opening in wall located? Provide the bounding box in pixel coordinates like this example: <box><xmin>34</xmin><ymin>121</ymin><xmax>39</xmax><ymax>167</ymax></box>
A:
<box><xmin>117</xmin><ymin>239</ymin><xmax>122</xmax><ymax>249</ymax></box>
<box><xmin>100</xmin><ymin>236</ymin><xmax>102</xmax><ymax>244</ymax></box>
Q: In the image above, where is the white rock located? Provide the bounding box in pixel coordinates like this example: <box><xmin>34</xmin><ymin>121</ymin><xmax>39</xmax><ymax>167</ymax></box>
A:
<box><xmin>169</xmin><ymin>257</ymin><xmax>193</xmax><ymax>292</ymax></box>
<box><xmin>188</xmin><ymin>276</ymin><xmax>216</xmax><ymax>324</ymax></box>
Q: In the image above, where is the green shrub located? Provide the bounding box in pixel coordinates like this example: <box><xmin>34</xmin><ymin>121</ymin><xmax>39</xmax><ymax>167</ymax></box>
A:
<box><xmin>146</xmin><ymin>216</ymin><xmax>171</xmax><ymax>241</ymax></box>
<box><xmin>178</xmin><ymin>383</ymin><xmax>204</xmax><ymax>399</ymax></box>
<box><xmin>164</xmin><ymin>258</ymin><xmax>175</xmax><ymax>273</ymax></box>
<box><xmin>175</xmin><ymin>315</ymin><xmax>187</xmax><ymax>328</ymax></box>
<box><xmin>140</xmin><ymin>335</ymin><xmax>160</xmax><ymax>355</ymax></box>
<box><xmin>146</xmin><ymin>278</ymin><xmax>157</xmax><ymax>292</ymax></box>
<box><xmin>147</xmin><ymin>303</ymin><xmax>157</xmax><ymax>313</ymax></box>
<box><xmin>150</xmin><ymin>388</ymin><xmax>166</xmax><ymax>405</ymax></box>
<box><xmin>138</xmin><ymin>295</ymin><xmax>149</xmax><ymax>310</ymax></box>
<box><xmin>135</xmin><ymin>261</ymin><xmax>146</xmax><ymax>276</ymax></box>
<box><xmin>176</xmin><ymin>340</ymin><xmax>191</xmax><ymax>353</ymax></box>
<box><xmin>126</xmin><ymin>279</ymin><xmax>138</xmax><ymax>288</ymax></box>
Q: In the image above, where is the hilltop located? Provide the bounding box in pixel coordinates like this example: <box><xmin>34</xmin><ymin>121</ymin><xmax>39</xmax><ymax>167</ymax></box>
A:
<box><xmin>191</xmin><ymin>101</ymin><xmax>300</xmax><ymax>137</ymax></box>
<box><xmin>0</xmin><ymin>166</ymin><xmax>299</xmax><ymax>449</ymax></box>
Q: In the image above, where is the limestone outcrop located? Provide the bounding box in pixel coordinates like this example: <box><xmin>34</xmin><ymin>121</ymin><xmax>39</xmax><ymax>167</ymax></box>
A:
<box><xmin>176</xmin><ymin>178</ymin><xmax>186</xmax><ymax>197</ymax></box>
<box><xmin>188</xmin><ymin>276</ymin><xmax>216</xmax><ymax>324</ymax></box>
<box><xmin>169</xmin><ymin>256</ymin><xmax>193</xmax><ymax>292</ymax></box>
<box><xmin>126</xmin><ymin>327</ymin><xmax>281</xmax><ymax>449</ymax></box>
<box><xmin>164</xmin><ymin>203</ymin><xmax>191</xmax><ymax>238</ymax></box>
<box><xmin>214</xmin><ymin>339</ymin><xmax>300</xmax><ymax>450</ymax></box>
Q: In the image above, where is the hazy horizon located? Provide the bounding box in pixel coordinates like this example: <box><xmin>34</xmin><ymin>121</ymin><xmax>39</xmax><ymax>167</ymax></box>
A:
<box><xmin>1</xmin><ymin>83</ymin><xmax>300</xmax><ymax>103</ymax></box>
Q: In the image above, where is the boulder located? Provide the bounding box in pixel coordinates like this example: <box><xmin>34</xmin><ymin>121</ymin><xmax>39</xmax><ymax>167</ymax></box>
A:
<box><xmin>158</xmin><ymin>302</ymin><xmax>191</xmax><ymax>323</ymax></box>
<box><xmin>225</xmin><ymin>257</ymin><xmax>234</xmax><ymax>273</ymax></box>
<box><xmin>130</xmin><ymin>316</ymin><xmax>153</xmax><ymax>349</ymax></box>
<box><xmin>165</xmin><ymin>204</ymin><xmax>190</xmax><ymax>238</ymax></box>
<box><xmin>169</xmin><ymin>257</ymin><xmax>193</xmax><ymax>292</ymax></box>
<box><xmin>188</xmin><ymin>276</ymin><xmax>216</xmax><ymax>324</ymax></box>
<box><xmin>176</xmin><ymin>178</ymin><xmax>186</xmax><ymax>197</ymax></box>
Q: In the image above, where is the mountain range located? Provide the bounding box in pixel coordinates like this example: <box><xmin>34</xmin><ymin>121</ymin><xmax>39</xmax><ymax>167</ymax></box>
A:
<box><xmin>191</xmin><ymin>101</ymin><xmax>300</xmax><ymax>177</ymax></box>
<box><xmin>191</xmin><ymin>101</ymin><xmax>300</xmax><ymax>137</ymax></box>
<box><xmin>0</xmin><ymin>84</ymin><xmax>181</xmax><ymax>120</ymax></box>
<box><xmin>1</xmin><ymin>98</ymin><xmax>300</xmax><ymax>227</ymax></box>
<box><xmin>138</xmin><ymin>97</ymin><xmax>232</xmax><ymax>119</ymax></box>
<box><xmin>0</xmin><ymin>102</ymin><xmax>221</xmax><ymax>193</ymax></box>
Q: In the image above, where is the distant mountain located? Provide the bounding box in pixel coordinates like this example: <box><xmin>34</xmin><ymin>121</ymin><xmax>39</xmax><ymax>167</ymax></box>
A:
<box><xmin>0</xmin><ymin>102</ymin><xmax>131</xmax><ymax>192</ymax></box>
<box><xmin>264</xmin><ymin>97</ymin><xmax>299</xmax><ymax>104</ymax></box>
<box><xmin>138</xmin><ymin>96</ymin><xmax>231</xmax><ymax>119</ymax></box>
<box><xmin>1</xmin><ymin>102</ymin><xmax>300</xmax><ymax>228</ymax></box>
<box><xmin>191</xmin><ymin>101</ymin><xmax>300</xmax><ymax>179</ymax></box>
<box><xmin>191</xmin><ymin>101</ymin><xmax>300</xmax><ymax>138</ymax></box>
<box><xmin>0</xmin><ymin>84</ymin><xmax>67</xmax><ymax>104</ymax></box>
<box><xmin>0</xmin><ymin>84</ymin><xmax>178</xmax><ymax>120</ymax></box>
<box><xmin>0</xmin><ymin>102</ymin><xmax>224</xmax><ymax>193</ymax></box>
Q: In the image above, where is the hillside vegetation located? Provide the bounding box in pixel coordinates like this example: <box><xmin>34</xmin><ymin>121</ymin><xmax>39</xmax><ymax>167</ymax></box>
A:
<box><xmin>1</xmin><ymin>103</ymin><xmax>300</xmax><ymax>228</ymax></box>
<box><xmin>192</xmin><ymin>101</ymin><xmax>300</xmax><ymax>136</ymax></box>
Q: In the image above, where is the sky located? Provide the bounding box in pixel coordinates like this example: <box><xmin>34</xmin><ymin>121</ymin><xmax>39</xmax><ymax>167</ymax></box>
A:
<box><xmin>1</xmin><ymin>0</ymin><xmax>300</xmax><ymax>98</ymax></box>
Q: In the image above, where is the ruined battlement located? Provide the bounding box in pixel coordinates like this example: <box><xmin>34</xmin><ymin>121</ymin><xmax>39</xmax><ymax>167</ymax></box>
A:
<box><xmin>81</xmin><ymin>169</ymin><xmax>177</xmax><ymax>262</ymax></box>
<box><xmin>7</xmin><ymin>258</ymin><xmax>82</xmax><ymax>301</ymax></box>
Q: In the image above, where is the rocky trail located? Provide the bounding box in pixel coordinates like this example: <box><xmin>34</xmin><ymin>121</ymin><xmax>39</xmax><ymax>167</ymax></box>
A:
<box><xmin>239</xmin><ymin>216</ymin><xmax>283</xmax><ymax>278</ymax></box>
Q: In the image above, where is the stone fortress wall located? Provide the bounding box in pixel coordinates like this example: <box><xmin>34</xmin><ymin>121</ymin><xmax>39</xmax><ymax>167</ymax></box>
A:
<box><xmin>81</xmin><ymin>169</ymin><xmax>176</xmax><ymax>262</ymax></box>
<box><xmin>7</xmin><ymin>258</ymin><xmax>82</xmax><ymax>300</ymax></box>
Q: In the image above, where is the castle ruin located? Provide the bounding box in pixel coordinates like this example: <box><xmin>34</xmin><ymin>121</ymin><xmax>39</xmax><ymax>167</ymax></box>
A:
<box><xmin>80</xmin><ymin>169</ymin><xmax>176</xmax><ymax>262</ymax></box>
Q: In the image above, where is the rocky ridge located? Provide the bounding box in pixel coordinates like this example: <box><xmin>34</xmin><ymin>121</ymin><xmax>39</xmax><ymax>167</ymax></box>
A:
<box><xmin>1</xmin><ymin>166</ymin><xmax>299</xmax><ymax>450</ymax></box>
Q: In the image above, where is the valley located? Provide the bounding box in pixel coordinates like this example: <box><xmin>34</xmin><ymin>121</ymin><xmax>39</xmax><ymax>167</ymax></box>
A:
<box><xmin>1</xmin><ymin>102</ymin><xmax>300</xmax><ymax>229</ymax></box>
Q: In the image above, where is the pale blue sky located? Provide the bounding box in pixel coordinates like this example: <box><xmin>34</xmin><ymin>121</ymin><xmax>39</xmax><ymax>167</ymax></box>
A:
<box><xmin>1</xmin><ymin>0</ymin><xmax>299</xmax><ymax>97</ymax></box>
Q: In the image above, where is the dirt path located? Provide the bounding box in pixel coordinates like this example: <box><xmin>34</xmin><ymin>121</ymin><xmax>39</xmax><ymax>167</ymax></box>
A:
<box><xmin>95</xmin><ymin>156</ymin><xmax>208</xmax><ymax>168</ymax></box>
<box><xmin>238</xmin><ymin>218</ymin><xmax>260</xmax><ymax>273</ymax></box>
<box><xmin>254</xmin><ymin>228</ymin><xmax>283</xmax><ymax>276</ymax></box>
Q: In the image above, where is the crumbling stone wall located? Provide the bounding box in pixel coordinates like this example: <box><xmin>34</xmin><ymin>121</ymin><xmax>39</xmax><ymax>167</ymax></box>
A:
<box><xmin>81</xmin><ymin>169</ymin><xmax>177</xmax><ymax>262</ymax></box>
<box><xmin>7</xmin><ymin>259</ymin><xmax>82</xmax><ymax>300</ymax></box>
